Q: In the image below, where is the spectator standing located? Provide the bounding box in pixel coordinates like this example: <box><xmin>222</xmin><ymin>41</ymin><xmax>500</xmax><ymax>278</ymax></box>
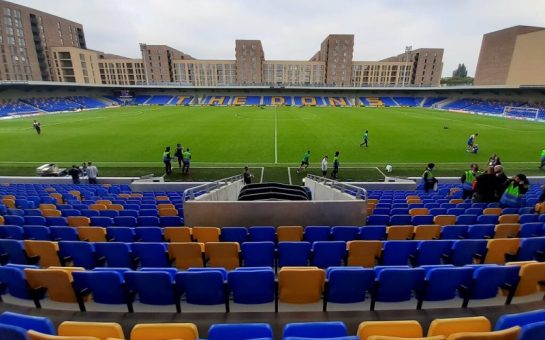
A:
<box><xmin>86</xmin><ymin>162</ymin><xmax>98</xmax><ymax>184</ymax></box>
<box><xmin>473</xmin><ymin>166</ymin><xmax>499</xmax><ymax>202</ymax></box>
<box><xmin>321</xmin><ymin>155</ymin><xmax>328</xmax><ymax>177</ymax></box>
<box><xmin>182</xmin><ymin>148</ymin><xmax>192</xmax><ymax>174</ymax></box>
<box><xmin>243</xmin><ymin>166</ymin><xmax>253</xmax><ymax>185</ymax></box>
<box><xmin>174</xmin><ymin>144</ymin><xmax>184</xmax><ymax>169</ymax></box>
<box><xmin>331</xmin><ymin>151</ymin><xmax>340</xmax><ymax>179</ymax></box>
<box><xmin>494</xmin><ymin>165</ymin><xmax>508</xmax><ymax>194</ymax></box>
<box><xmin>422</xmin><ymin>163</ymin><xmax>438</xmax><ymax>192</ymax></box>
<box><xmin>163</xmin><ymin>147</ymin><xmax>172</xmax><ymax>175</ymax></box>
<box><xmin>500</xmin><ymin>174</ymin><xmax>529</xmax><ymax>207</ymax></box>
<box><xmin>460</xmin><ymin>163</ymin><xmax>479</xmax><ymax>199</ymax></box>
<box><xmin>68</xmin><ymin>165</ymin><xmax>82</xmax><ymax>184</ymax></box>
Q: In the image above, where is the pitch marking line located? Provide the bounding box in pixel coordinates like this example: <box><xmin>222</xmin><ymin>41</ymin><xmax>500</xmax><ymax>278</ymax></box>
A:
<box><xmin>375</xmin><ymin>166</ymin><xmax>387</xmax><ymax>178</ymax></box>
<box><xmin>287</xmin><ymin>167</ymin><xmax>293</xmax><ymax>185</ymax></box>
<box><xmin>0</xmin><ymin>161</ymin><xmax>539</xmax><ymax>166</ymax></box>
<box><xmin>274</xmin><ymin>107</ymin><xmax>278</xmax><ymax>164</ymax></box>
<box><xmin>287</xmin><ymin>166</ymin><xmax>384</xmax><ymax>185</ymax></box>
<box><xmin>260</xmin><ymin>167</ymin><xmax>265</xmax><ymax>183</ymax></box>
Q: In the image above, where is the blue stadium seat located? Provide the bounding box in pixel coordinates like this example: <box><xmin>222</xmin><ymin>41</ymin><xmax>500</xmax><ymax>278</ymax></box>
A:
<box><xmin>430</xmin><ymin>208</ymin><xmax>447</xmax><ymax>216</ymax></box>
<box><xmin>58</xmin><ymin>241</ymin><xmax>98</xmax><ymax>269</ymax></box>
<box><xmin>324</xmin><ymin>267</ymin><xmax>374</xmax><ymax>309</ymax></box>
<box><xmin>417</xmin><ymin>267</ymin><xmax>473</xmax><ymax>309</ymax></box>
<box><xmin>381</xmin><ymin>241</ymin><xmax>418</xmax><ymax>265</ymax></box>
<box><xmin>360</xmin><ymin>226</ymin><xmax>387</xmax><ymax>240</ymax></box>
<box><xmin>2</xmin><ymin>226</ymin><xmax>24</xmax><ymax>240</ymax></box>
<box><xmin>476</xmin><ymin>215</ymin><xmax>499</xmax><ymax>224</ymax></box>
<box><xmin>221</xmin><ymin>227</ymin><xmax>248</xmax><ymax>243</ymax></box>
<box><xmin>412</xmin><ymin>215</ymin><xmax>434</xmax><ymax>225</ymax></box>
<box><xmin>467</xmin><ymin>224</ymin><xmax>495</xmax><ymax>239</ymax></box>
<box><xmin>72</xmin><ymin>270</ymin><xmax>132</xmax><ymax>312</ymax></box>
<box><xmin>176</xmin><ymin>270</ymin><xmax>227</xmax><ymax>311</ymax></box>
<box><xmin>0</xmin><ymin>240</ymin><xmax>28</xmax><ymax>264</ymax></box>
<box><xmin>447</xmin><ymin>240</ymin><xmax>488</xmax><ymax>266</ymax></box>
<box><xmin>494</xmin><ymin>309</ymin><xmax>545</xmax><ymax>330</ymax></box>
<box><xmin>372</xmin><ymin>268</ymin><xmax>425</xmax><ymax>309</ymax></box>
<box><xmin>447</xmin><ymin>208</ymin><xmax>465</xmax><ymax>216</ymax></box>
<box><xmin>390</xmin><ymin>208</ymin><xmax>409</xmax><ymax>215</ymax></box>
<box><xmin>241</xmin><ymin>242</ymin><xmax>275</xmax><ymax>268</ymax></box>
<box><xmin>464</xmin><ymin>265</ymin><xmax>520</xmax><ymax>307</ymax></box>
<box><xmin>99</xmin><ymin>210</ymin><xmax>119</xmax><ymax>218</ymax></box>
<box><xmin>519</xmin><ymin>321</ymin><xmax>545</xmax><ymax>340</ymax></box>
<box><xmin>0</xmin><ymin>265</ymin><xmax>36</xmax><ymax>300</ymax></box>
<box><xmin>465</xmin><ymin>208</ymin><xmax>484</xmax><ymax>215</ymax></box>
<box><xmin>278</xmin><ymin>242</ymin><xmax>311</xmax><ymax>267</ymax></box>
<box><xmin>135</xmin><ymin>227</ymin><xmax>164</xmax><ymax>242</ymax></box>
<box><xmin>414</xmin><ymin>240</ymin><xmax>452</xmax><ymax>266</ymax></box>
<box><xmin>0</xmin><ymin>311</ymin><xmax>54</xmax><ymax>334</ymax></box>
<box><xmin>457</xmin><ymin>215</ymin><xmax>478</xmax><ymax>225</ymax></box>
<box><xmin>90</xmin><ymin>216</ymin><xmax>114</xmax><ymax>227</ymax></box>
<box><xmin>131</xmin><ymin>243</ymin><xmax>169</xmax><ymax>267</ymax></box>
<box><xmin>119</xmin><ymin>210</ymin><xmax>139</xmax><ymax>218</ymax></box>
<box><xmin>0</xmin><ymin>323</ymin><xmax>28</xmax><ymax>340</ymax></box>
<box><xmin>331</xmin><ymin>226</ymin><xmax>359</xmax><ymax>242</ymax></box>
<box><xmin>440</xmin><ymin>225</ymin><xmax>468</xmax><ymax>240</ymax></box>
<box><xmin>23</xmin><ymin>226</ymin><xmax>51</xmax><ymax>241</ymax></box>
<box><xmin>389</xmin><ymin>215</ymin><xmax>412</xmax><ymax>225</ymax></box>
<box><xmin>283</xmin><ymin>322</ymin><xmax>349</xmax><ymax>339</ymax></box>
<box><xmin>4</xmin><ymin>215</ymin><xmax>24</xmax><ymax>226</ymax></box>
<box><xmin>208</xmin><ymin>323</ymin><xmax>273</xmax><ymax>340</ymax></box>
<box><xmin>115</xmin><ymin>216</ymin><xmax>137</xmax><ymax>227</ymax></box>
<box><xmin>125</xmin><ymin>271</ymin><xmax>180</xmax><ymax>312</ymax></box>
<box><xmin>24</xmin><ymin>216</ymin><xmax>46</xmax><ymax>226</ymax></box>
<box><xmin>95</xmin><ymin>242</ymin><xmax>135</xmax><ymax>269</ymax></box>
<box><xmin>249</xmin><ymin>226</ymin><xmax>276</xmax><ymax>242</ymax></box>
<box><xmin>228</xmin><ymin>268</ymin><xmax>275</xmax><ymax>304</ymax></box>
<box><xmin>80</xmin><ymin>209</ymin><xmax>100</xmax><ymax>217</ymax></box>
<box><xmin>106</xmin><ymin>227</ymin><xmax>135</xmax><ymax>242</ymax></box>
<box><xmin>304</xmin><ymin>226</ymin><xmax>331</xmax><ymax>244</ymax></box>
<box><xmin>312</xmin><ymin>241</ymin><xmax>346</xmax><ymax>268</ymax></box>
<box><xmin>138</xmin><ymin>216</ymin><xmax>160</xmax><ymax>226</ymax></box>
<box><xmin>519</xmin><ymin>223</ymin><xmax>543</xmax><ymax>238</ymax></box>
<box><xmin>367</xmin><ymin>215</ymin><xmax>389</xmax><ymax>225</ymax></box>
<box><xmin>516</xmin><ymin>237</ymin><xmax>545</xmax><ymax>261</ymax></box>
<box><xmin>160</xmin><ymin>216</ymin><xmax>183</xmax><ymax>227</ymax></box>
<box><xmin>61</xmin><ymin>209</ymin><xmax>80</xmax><ymax>217</ymax></box>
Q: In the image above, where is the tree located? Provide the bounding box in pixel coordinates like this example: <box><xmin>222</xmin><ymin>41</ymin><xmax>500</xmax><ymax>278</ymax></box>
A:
<box><xmin>452</xmin><ymin>64</ymin><xmax>468</xmax><ymax>78</ymax></box>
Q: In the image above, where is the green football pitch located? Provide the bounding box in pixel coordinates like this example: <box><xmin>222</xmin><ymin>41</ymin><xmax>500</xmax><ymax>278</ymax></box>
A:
<box><xmin>0</xmin><ymin>105</ymin><xmax>544</xmax><ymax>183</ymax></box>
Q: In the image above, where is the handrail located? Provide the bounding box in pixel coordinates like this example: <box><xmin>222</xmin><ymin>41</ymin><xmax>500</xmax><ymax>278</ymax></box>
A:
<box><xmin>306</xmin><ymin>174</ymin><xmax>368</xmax><ymax>201</ymax></box>
<box><xmin>182</xmin><ymin>174</ymin><xmax>243</xmax><ymax>203</ymax></box>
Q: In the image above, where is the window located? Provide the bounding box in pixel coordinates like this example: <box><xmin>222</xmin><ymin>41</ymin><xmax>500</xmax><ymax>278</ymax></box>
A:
<box><xmin>3</xmin><ymin>8</ymin><xmax>10</xmax><ymax>16</ymax></box>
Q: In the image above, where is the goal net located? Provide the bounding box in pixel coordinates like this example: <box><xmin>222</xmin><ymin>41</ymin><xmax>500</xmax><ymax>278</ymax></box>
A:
<box><xmin>503</xmin><ymin>106</ymin><xmax>540</xmax><ymax>120</ymax></box>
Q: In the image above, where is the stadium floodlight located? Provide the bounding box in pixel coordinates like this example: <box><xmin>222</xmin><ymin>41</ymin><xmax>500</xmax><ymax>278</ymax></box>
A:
<box><xmin>503</xmin><ymin>106</ymin><xmax>540</xmax><ymax>121</ymax></box>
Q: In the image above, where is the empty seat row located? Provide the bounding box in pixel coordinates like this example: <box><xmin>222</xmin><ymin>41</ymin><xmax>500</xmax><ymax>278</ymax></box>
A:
<box><xmin>2</xmin><ymin>263</ymin><xmax>544</xmax><ymax>313</ymax></box>
<box><xmin>368</xmin><ymin>213</ymin><xmax>544</xmax><ymax>226</ymax></box>
<box><xmin>0</xmin><ymin>214</ymin><xmax>184</xmax><ymax>227</ymax></box>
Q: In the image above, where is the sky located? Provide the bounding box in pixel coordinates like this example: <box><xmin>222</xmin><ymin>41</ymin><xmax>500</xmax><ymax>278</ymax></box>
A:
<box><xmin>13</xmin><ymin>0</ymin><xmax>545</xmax><ymax>77</ymax></box>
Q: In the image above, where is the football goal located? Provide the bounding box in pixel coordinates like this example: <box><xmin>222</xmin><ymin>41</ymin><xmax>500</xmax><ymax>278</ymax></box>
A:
<box><xmin>503</xmin><ymin>106</ymin><xmax>540</xmax><ymax>121</ymax></box>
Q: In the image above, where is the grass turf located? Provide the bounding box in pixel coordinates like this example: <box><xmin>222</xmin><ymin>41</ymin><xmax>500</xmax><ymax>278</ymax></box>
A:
<box><xmin>0</xmin><ymin>105</ymin><xmax>544</xmax><ymax>183</ymax></box>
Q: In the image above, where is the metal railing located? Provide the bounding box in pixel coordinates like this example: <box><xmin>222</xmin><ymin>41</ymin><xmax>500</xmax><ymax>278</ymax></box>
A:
<box><xmin>182</xmin><ymin>174</ymin><xmax>243</xmax><ymax>203</ymax></box>
<box><xmin>306</xmin><ymin>174</ymin><xmax>368</xmax><ymax>201</ymax></box>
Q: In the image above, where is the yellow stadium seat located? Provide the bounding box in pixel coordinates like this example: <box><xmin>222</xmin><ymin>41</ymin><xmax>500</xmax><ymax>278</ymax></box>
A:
<box><xmin>155</xmin><ymin>196</ymin><xmax>170</xmax><ymax>201</ymax></box>
<box><xmin>368</xmin><ymin>199</ymin><xmax>379</xmax><ymax>205</ymax></box>
<box><xmin>96</xmin><ymin>200</ymin><xmax>112</xmax><ymax>206</ymax></box>
<box><xmin>24</xmin><ymin>267</ymin><xmax>84</xmax><ymax>304</ymax></box>
<box><xmin>77</xmin><ymin>227</ymin><xmax>107</xmax><ymax>242</ymax></box>
<box><xmin>357</xmin><ymin>320</ymin><xmax>423</xmax><ymax>339</ymax></box>
<box><xmin>409</xmin><ymin>208</ymin><xmax>429</xmax><ymax>216</ymax></box>
<box><xmin>387</xmin><ymin>226</ymin><xmax>414</xmax><ymax>240</ymax></box>
<box><xmin>159</xmin><ymin>208</ymin><xmax>178</xmax><ymax>217</ymax></box>
<box><xmin>484</xmin><ymin>239</ymin><xmax>520</xmax><ymax>264</ymax></box>
<box><xmin>507</xmin><ymin>262</ymin><xmax>545</xmax><ymax>296</ymax></box>
<box><xmin>445</xmin><ymin>326</ymin><xmax>520</xmax><ymax>340</ymax></box>
<box><xmin>28</xmin><ymin>330</ymin><xmax>99</xmax><ymax>340</ymax></box>
<box><xmin>130</xmin><ymin>323</ymin><xmax>199</xmax><ymax>340</ymax></box>
<box><xmin>89</xmin><ymin>204</ymin><xmax>107</xmax><ymax>211</ymax></box>
<box><xmin>277</xmin><ymin>226</ymin><xmax>304</xmax><ymax>241</ymax></box>
<box><xmin>39</xmin><ymin>204</ymin><xmax>57</xmax><ymax>211</ymax></box>
<box><xmin>494</xmin><ymin>224</ymin><xmax>520</xmax><ymax>239</ymax></box>
<box><xmin>368</xmin><ymin>336</ymin><xmax>446</xmax><ymax>340</ymax></box>
<box><xmin>428</xmin><ymin>316</ymin><xmax>491</xmax><ymax>337</ymax></box>
<box><xmin>44</xmin><ymin>187</ymin><xmax>56</xmax><ymax>192</ymax></box>
<box><xmin>205</xmin><ymin>242</ymin><xmax>240</xmax><ymax>270</ymax></box>
<box><xmin>192</xmin><ymin>227</ymin><xmax>220</xmax><ymax>243</ymax></box>
<box><xmin>368</xmin><ymin>203</ymin><xmax>377</xmax><ymax>215</ymax></box>
<box><xmin>414</xmin><ymin>225</ymin><xmax>441</xmax><ymax>240</ymax></box>
<box><xmin>0</xmin><ymin>215</ymin><xmax>4</xmax><ymax>225</ymax></box>
<box><xmin>157</xmin><ymin>203</ymin><xmax>175</xmax><ymax>210</ymax></box>
<box><xmin>24</xmin><ymin>240</ymin><xmax>62</xmax><ymax>267</ymax></box>
<box><xmin>483</xmin><ymin>208</ymin><xmax>502</xmax><ymax>215</ymax></box>
<box><xmin>449</xmin><ymin>199</ymin><xmax>464</xmax><ymax>205</ymax></box>
<box><xmin>434</xmin><ymin>215</ymin><xmax>457</xmax><ymax>226</ymax></box>
<box><xmin>58</xmin><ymin>321</ymin><xmax>125</xmax><ymax>340</ymax></box>
<box><xmin>2</xmin><ymin>198</ymin><xmax>15</xmax><ymax>209</ymax></box>
<box><xmin>68</xmin><ymin>191</ymin><xmax>81</xmax><ymax>201</ymax></box>
<box><xmin>107</xmin><ymin>204</ymin><xmax>124</xmax><ymax>211</ymax></box>
<box><xmin>67</xmin><ymin>216</ymin><xmax>91</xmax><ymax>228</ymax></box>
<box><xmin>278</xmin><ymin>267</ymin><xmax>325</xmax><ymax>304</ymax></box>
<box><xmin>406</xmin><ymin>195</ymin><xmax>421</xmax><ymax>202</ymax></box>
<box><xmin>50</xmin><ymin>193</ymin><xmax>63</xmax><ymax>204</ymax></box>
<box><xmin>498</xmin><ymin>214</ymin><xmax>519</xmax><ymax>224</ymax></box>
<box><xmin>118</xmin><ymin>194</ymin><xmax>130</xmax><ymax>199</ymax></box>
<box><xmin>2</xmin><ymin>194</ymin><xmax>15</xmax><ymax>200</ymax></box>
<box><xmin>164</xmin><ymin>227</ymin><xmax>191</xmax><ymax>242</ymax></box>
<box><xmin>347</xmin><ymin>240</ymin><xmax>382</xmax><ymax>267</ymax></box>
<box><xmin>42</xmin><ymin>209</ymin><xmax>62</xmax><ymax>217</ymax></box>
<box><xmin>168</xmin><ymin>242</ymin><xmax>204</xmax><ymax>270</ymax></box>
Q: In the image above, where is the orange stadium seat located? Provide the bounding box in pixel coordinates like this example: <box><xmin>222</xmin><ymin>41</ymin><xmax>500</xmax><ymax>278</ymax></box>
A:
<box><xmin>168</xmin><ymin>242</ymin><xmax>204</xmax><ymax>270</ymax></box>
<box><xmin>277</xmin><ymin>226</ymin><xmax>304</xmax><ymax>242</ymax></box>
<box><xmin>347</xmin><ymin>240</ymin><xmax>382</xmax><ymax>267</ymax></box>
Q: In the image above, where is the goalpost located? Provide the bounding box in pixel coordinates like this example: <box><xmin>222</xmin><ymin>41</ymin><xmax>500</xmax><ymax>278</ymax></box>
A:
<box><xmin>503</xmin><ymin>106</ymin><xmax>540</xmax><ymax>121</ymax></box>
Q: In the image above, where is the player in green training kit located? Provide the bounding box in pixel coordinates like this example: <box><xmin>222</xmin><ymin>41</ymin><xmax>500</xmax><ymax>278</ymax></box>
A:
<box><xmin>540</xmin><ymin>149</ymin><xmax>545</xmax><ymax>169</ymax></box>
<box><xmin>297</xmin><ymin>150</ymin><xmax>310</xmax><ymax>174</ymax></box>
